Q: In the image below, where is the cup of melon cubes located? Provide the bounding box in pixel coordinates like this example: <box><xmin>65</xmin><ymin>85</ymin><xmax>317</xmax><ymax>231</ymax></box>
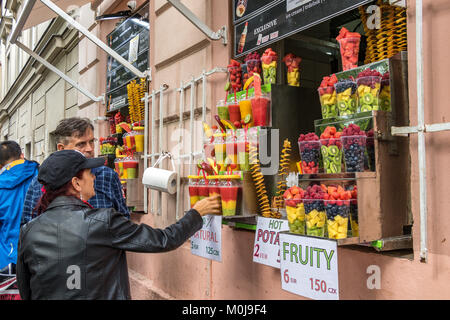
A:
<box><xmin>303</xmin><ymin>199</ymin><xmax>326</xmax><ymax>237</ymax></box>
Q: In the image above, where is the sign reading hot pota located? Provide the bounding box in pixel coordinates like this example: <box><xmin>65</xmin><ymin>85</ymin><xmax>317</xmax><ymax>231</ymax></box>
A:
<box><xmin>253</xmin><ymin>216</ymin><xmax>289</xmax><ymax>268</ymax></box>
<box><xmin>234</xmin><ymin>0</ymin><xmax>372</xmax><ymax>57</ymax></box>
<box><xmin>279</xmin><ymin>232</ymin><xmax>339</xmax><ymax>300</ymax></box>
<box><xmin>190</xmin><ymin>215</ymin><xmax>222</xmax><ymax>262</ymax></box>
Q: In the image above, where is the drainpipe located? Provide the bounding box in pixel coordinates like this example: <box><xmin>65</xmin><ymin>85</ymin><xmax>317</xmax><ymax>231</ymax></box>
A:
<box><xmin>415</xmin><ymin>0</ymin><xmax>427</xmax><ymax>262</ymax></box>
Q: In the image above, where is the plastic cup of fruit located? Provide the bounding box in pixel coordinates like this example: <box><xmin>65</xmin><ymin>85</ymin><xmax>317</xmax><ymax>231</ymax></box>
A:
<box><xmin>335</xmin><ymin>84</ymin><xmax>358</xmax><ymax>116</ymax></box>
<box><xmin>320</xmin><ymin>138</ymin><xmax>343</xmax><ymax>174</ymax></box>
<box><xmin>228</xmin><ymin>66</ymin><xmax>242</xmax><ymax>92</ymax></box>
<box><xmin>350</xmin><ymin>199</ymin><xmax>359</xmax><ymax>237</ymax></box>
<box><xmin>239</xmin><ymin>98</ymin><xmax>254</xmax><ymax>127</ymax></box>
<box><xmin>220</xmin><ymin>180</ymin><xmax>240</xmax><ymax>216</ymax></box>
<box><xmin>298</xmin><ymin>140</ymin><xmax>321</xmax><ymax>174</ymax></box>
<box><xmin>225</xmin><ymin>131</ymin><xmax>239</xmax><ymax>171</ymax></box>
<box><xmin>318</xmin><ymin>87</ymin><xmax>338</xmax><ymax>119</ymax></box>
<box><xmin>123</xmin><ymin>158</ymin><xmax>139</xmax><ymax>179</ymax></box>
<box><xmin>342</xmin><ymin>135</ymin><xmax>367</xmax><ymax>173</ymax></box>
<box><xmin>208</xmin><ymin>179</ymin><xmax>221</xmax><ymax>198</ymax></box>
<box><xmin>214</xmin><ymin>133</ymin><xmax>227</xmax><ymax>166</ymax></box>
<box><xmin>197</xmin><ymin>179</ymin><xmax>209</xmax><ymax>201</ymax></box>
<box><xmin>337</xmin><ymin>37</ymin><xmax>360</xmax><ymax>71</ymax></box>
<box><xmin>380</xmin><ymin>79</ymin><xmax>391</xmax><ymax>111</ymax></box>
<box><xmin>237</xmin><ymin>141</ymin><xmax>249</xmax><ymax>171</ymax></box>
<box><xmin>284</xmin><ymin>57</ymin><xmax>300</xmax><ymax>87</ymax></box>
<box><xmin>227</xmin><ymin>101</ymin><xmax>242</xmax><ymax>124</ymax></box>
<box><xmin>251</xmin><ymin>93</ymin><xmax>271</xmax><ymax>127</ymax></box>
<box><xmin>324</xmin><ymin>200</ymin><xmax>350</xmax><ymax>239</ymax></box>
<box><xmin>356</xmin><ymin>76</ymin><xmax>382</xmax><ymax>112</ymax></box>
<box><xmin>217</xmin><ymin>100</ymin><xmax>230</xmax><ymax>120</ymax></box>
<box><xmin>261</xmin><ymin>56</ymin><xmax>277</xmax><ymax>84</ymax></box>
<box><xmin>188</xmin><ymin>176</ymin><xmax>200</xmax><ymax>208</ymax></box>
<box><xmin>246</xmin><ymin>59</ymin><xmax>262</xmax><ymax>77</ymax></box>
<box><xmin>114</xmin><ymin>157</ymin><xmax>124</xmax><ymax>179</ymax></box>
<box><xmin>303</xmin><ymin>199</ymin><xmax>326</xmax><ymax>237</ymax></box>
<box><xmin>134</xmin><ymin>127</ymin><xmax>145</xmax><ymax>152</ymax></box>
<box><xmin>285</xmin><ymin>199</ymin><xmax>305</xmax><ymax>235</ymax></box>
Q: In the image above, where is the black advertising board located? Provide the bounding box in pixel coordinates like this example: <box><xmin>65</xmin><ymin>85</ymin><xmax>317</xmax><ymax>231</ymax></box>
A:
<box><xmin>106</xmin><ymin>2</ymin><xmax>149</xmax><ymax>111</ymax></box>
<box><xmin>233</xmin><ymin>0</ymin><xmax>279</xmax><ymax>23</ymax></box>
<box><xmin>234</xmin><ymin>0</ymin><xmax>372</xmax><ymax>58</ymax></box>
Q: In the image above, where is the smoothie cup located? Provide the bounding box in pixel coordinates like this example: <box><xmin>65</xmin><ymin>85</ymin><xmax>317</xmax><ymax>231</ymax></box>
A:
<box><xmin>123</xmin><ymin>157</ymin><xmax>139</xmax><ymax>179</ymax></box>
<box><xmin>320</xmin><ymin>138</ymin><xmax>343</xmax><ymax>174</ymax></box>
<box><xmin>236</xmin><ymin>129</ymin><xmax>250</xmax><ymax>171</ymax></box>
<box><xmin>342</xmin><ymin>135</ymin><xmax>367</xmax><ymax>173</ymax></box>
<box><xmin>188</xmin><ymin>176</ymin><xmax>200</xmax><ymax>208</ymax></box>
<box><xmin>219</xmin><ymin>180</ymin><xmax>240</xmax><ymax>216</ymax></box>
<box><xmin>133</xmin><ymin>127</ymin><xmax>145</xmax><ymax>152</ymax></box>
<box><xmin>285</xmin><ymin>199</ymin><xmax>305</xmax><ymax>235</ymax></box>
<box><xmin>217</xmin><ymin>99</ymin><xmax>229</xmax><ymax>120</ymax></box>
<box><xmin>197</xmin><ymin>178</ymin><xmax>209</xmax><ymax>201</ymax></box>
<box><xmin>239</xmin><ymin>97</ymin><xmax>254</xmax><ymax>127</ymax></box>
<box><xmin>225</xmin><ymin>130</ymin><xmax>239</xmax><ymax>171</ymax></box>
<box><xmin>251</xmin><ymin>93</ymin><xmax>271</xmax><ymax>127</ymax></box>
<box><xmin>227</xmin><ymin>101</ymin><xmax>241</xmax><ymax>124</ymax></box>
<box><xmin>214</xmin><ymin>133</ymin><xmax>227</xmax><ymax>170</ymax></box>
<box><xmin>303</xmin><ymin>199</ymin><xmax>327</xmax><ymax>238</ymax></box>
<box><xmin>207</xmin><ymin>178</ymin><xmax>221</xmax><ymax>197</ymax></box>
<box><xmin>324</xmin><ymin>200</ymin><xmax>350</xmax><ymax>239</ymax></box>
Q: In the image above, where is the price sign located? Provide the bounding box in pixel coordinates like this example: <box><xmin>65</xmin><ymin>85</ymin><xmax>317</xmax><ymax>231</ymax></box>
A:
<box><xmin>279</xmin><ymin>232</ymin><xmax>339</xmax><ymax>300</ymax></box>
<box><xmin>253</xmin><ymin>216</ymin><xmax>289</xmax><ymax>268</ymax></box>
<box><xmin>190</xmin><ymin>215</ymin><xmax>222</xmax><ymax>262</ymax></box>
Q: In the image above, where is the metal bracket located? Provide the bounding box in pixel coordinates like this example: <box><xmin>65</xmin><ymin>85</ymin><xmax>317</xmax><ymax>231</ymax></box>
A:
<box><xmin>166</xmin><ymin>0</ymin><xmax>227</xmax><ymax>45</ymax></box>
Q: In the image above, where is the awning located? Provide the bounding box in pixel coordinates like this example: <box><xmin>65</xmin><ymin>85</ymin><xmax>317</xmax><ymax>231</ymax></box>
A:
<box><xmin>22</xmin><ymin>0</ymin><xmax>96</xmax><ymax>30</ymax></box>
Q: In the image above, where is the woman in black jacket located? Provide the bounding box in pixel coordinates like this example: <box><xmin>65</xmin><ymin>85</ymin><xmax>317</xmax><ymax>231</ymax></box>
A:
<box><xmin>16</xmin><ymin>150</ymin><xmax>221</xmax><ymax>300</ymax></box>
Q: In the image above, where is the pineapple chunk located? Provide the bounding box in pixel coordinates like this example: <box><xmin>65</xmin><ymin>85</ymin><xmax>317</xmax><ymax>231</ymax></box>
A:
<box><xmin>338</xmin><ymin>226</ymin><xmax>347</xmax><ymax>233</ymax></box>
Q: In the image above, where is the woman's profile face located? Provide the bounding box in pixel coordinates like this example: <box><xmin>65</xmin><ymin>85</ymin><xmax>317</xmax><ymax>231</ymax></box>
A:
<box><xmin>77</xmin><ymin>169</ymin><xmax>96</xmax><ymax>201</ymax></box>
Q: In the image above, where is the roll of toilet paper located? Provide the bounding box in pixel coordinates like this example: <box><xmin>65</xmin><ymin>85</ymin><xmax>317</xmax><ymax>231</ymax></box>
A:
<box><xmin>142</xmin><ymin>167</ymin><xmax>178</xmax><ymax>194</ymax></box>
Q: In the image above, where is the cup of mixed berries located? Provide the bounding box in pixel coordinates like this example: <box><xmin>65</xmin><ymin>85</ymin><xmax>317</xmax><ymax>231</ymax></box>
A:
<box><xmin>298</xmin><ymin>132</ymin><xmax>320</xmax><ymax>174</ymax></box>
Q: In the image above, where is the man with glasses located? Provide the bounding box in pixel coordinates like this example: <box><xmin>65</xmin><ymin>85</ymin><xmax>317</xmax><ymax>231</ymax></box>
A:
<box><xmin>21</xmin><ymin>118</ymin><xmax>130</xmax><ymax>226</ymax></box>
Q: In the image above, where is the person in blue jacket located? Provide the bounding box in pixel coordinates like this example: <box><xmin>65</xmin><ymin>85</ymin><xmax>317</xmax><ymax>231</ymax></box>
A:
<box><xmin>0</xmin><ymin>141</ymin><xmax>39</xmax><ymax>271</ymax></box>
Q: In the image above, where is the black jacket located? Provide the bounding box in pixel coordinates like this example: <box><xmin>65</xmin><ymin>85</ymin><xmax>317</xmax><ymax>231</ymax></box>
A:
<box><xmin>16</xmin><ymin>196</ymin><xmax>203</xmax><ymax>300</ymax></box>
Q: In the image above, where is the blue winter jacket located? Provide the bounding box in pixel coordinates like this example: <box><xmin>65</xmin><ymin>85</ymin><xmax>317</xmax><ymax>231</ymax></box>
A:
<box><xmin>0</xmin><ymin>160</ymin><xmax>39</xmax><ymax>269</ymax></box>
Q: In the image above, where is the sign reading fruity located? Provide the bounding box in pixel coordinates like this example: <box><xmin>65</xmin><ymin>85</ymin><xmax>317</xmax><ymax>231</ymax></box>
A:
<box><xmin>253</xmin><ymin>216</ymin><xmax>289</xmax><ymax>268</ymax></box>
<box><xmin>279</xmin><ymin>232</ymin><xmax>339</xmax><ymax>300</ymax></box>
<box><xmin>190</xmin><ymin>215</ymin><xmax>222</xmax><ymax>262</ymax></box>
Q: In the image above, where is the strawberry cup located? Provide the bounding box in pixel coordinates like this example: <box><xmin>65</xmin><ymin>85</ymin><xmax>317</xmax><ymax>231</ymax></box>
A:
<box><xmin>320</xmin><ymin>138</ymin><xmax>343</xmax><ymax>174</ymax></box>
<box><xmin>338</xmin><ymin>37</ymin><xmax>360</xmax><ymax>71</ymax></box>
<box><xmin>220</xmin><ymin>180</ymin><xmax>240</xmax><ymax>216</ymax></box>
<box><xmin>356</xmin><ymin>76</ymin><xmax>382</xmax><ymax>112</ymax></box>
<box><xmin>324</xmin><ymin>199</ymin><xmax>350</xmax><ymax>239</ymax></box>
<box><xmin>228</xmin><ymin>65</ymin><xmax>243</xmax><ymax>92</ymax></box>
<box><xmin>188</xmin><ymin>176</ymin><xmax>200</xmax><ymax>208</ymax></box>
<box><xmin>299</xmin><ymin>140</ymin><xmax>320</xmax><ymax>174</ymax></box>
<box><xmin>246</xmin><ymin>59</ymin><xmax>262</xmax><ymax>78</ymax></box>
<box><xmin>342</xmin><ymin>135</ymin><xmax>367</xmax><ymax>173</ymax></box>
<box><xmin>285</xmin><ymin>199</ymin><xmax>305</xmax><ymax>235</ymax></box>
<box><xmin>303</xmin><ymin>199</ymin><xmax>327</xmax><ymax>238</ymax></box>
<box><xmin>318</xmin><ymin>87</ymin><xmax>338</xmax><ymax>119</ymax></box>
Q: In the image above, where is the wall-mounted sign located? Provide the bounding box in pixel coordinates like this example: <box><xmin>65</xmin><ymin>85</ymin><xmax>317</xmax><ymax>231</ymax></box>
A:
<box><xmin>234</xmin><ymin>0</ymin><xmax>372</xmax><ymax>58</ymax></box>
<box><xmin>253</xmin><ymin>216</ymin><xmax>289</xmax><ymax>268</ymax></box>
<box><xmin>106</xmin><ymin>2</ymin><xmax>149</xmax><ymax>111</ymax></box>
<box><xmin>190</xmin><ymin>215</ymin><xmax>222</xmax><ymax>262</ymax></box>
<box><xmin>279</xmin><ymin>232</ymin><xmax>339</xmax><ymax>300</ymax></box>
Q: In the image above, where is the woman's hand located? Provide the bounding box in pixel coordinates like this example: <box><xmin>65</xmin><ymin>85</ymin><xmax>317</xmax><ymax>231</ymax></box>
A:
<box><xmin>193</xmin><ymin>195</ymin><xmax>222</xmax><ymax>216</ymax></box>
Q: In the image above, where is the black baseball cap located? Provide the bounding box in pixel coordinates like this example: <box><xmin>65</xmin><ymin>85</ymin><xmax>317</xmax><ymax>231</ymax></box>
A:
<box><xmin>38</xmin><ymin>150</ymin><xmax>106</xmax><ymax>190</ymax></box>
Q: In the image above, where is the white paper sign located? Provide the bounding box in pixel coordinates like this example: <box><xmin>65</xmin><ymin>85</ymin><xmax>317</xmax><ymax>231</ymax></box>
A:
<box><xmin>279</xmin><ymin>232</ymin><xmax>339</xmax><ymax>300</ymax></box>
<box><xmin>253</xmin><ymin>217</ymin><xmax>289</xmax><ymax>268</ymax></box>
<box><xmin>190</xmin><ymin>215</ymin><xmax>222</xmax><ymax>262</ymax></box>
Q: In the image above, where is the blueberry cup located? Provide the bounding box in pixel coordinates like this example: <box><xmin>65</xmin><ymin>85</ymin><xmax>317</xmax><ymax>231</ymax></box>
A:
<box><xmin>325</xmin><ymin>200</ymin><xmax>350</xmax><ymax>239</ymax></box>
<box><xmin>342</xmin><ymin>135</ymin><xmax>367</xmax><ymax>173</ymax></box>
<box><xmin>304</xmin><ymin>199</ymin><xmax>327</xmax><ymax>238</ymax></box>
<box><xmin>299</xmin><ymin>141</ymin><xmax>321</xmax><ymax>174</ymax></box>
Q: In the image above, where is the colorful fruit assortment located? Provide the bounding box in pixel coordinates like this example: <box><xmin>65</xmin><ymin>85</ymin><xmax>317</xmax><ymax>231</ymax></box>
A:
<box><xmin>228</xmin><ymin>59</ymin><xmax>243</xmax><ymax>92</ymax></box>
<box><xmin>321</xmin><ymin>184</ymin><xmax>351</xmax><ymax>239</ymax></box>
<box><xmin>282</xmin><ymin>53</ymin><xmax>302</xmax><ymax>87</ymax></box>
<box><xmin>99</xmin><ymin>137</ymin><xmax>117</xmax><ymax>155</ymax></box>
<box><xmin>320</xmin><ymin>127</ymin><xmax>343</xmax><ymax>174</ymax></box>
<box><xmin>380</xmin><ymin>72</ymin><xmax>391</xmax><ymax>111</ymax></box>
<box><xmin>318</xmin><ymin>74</ymin><xmax>338</xmax><ymax>119</ymax></box>
<box><xmin>342</xmin><ymin>124</ymin><xmax>367</xmax><ymax>173</ymax></box>
<box><xmin>303</xmin><ymin>185</ymin><xmax>327</xmax><ymax>237</ymax></box>
<box><xmin>335</xmin><ymin>79</ymin><xmax>358</xmax><ymax>116</ymax></box>
<box><xmin>356</xmin><ymin>69</ymin><xmax>382</xmax><ymax>112</ymax></box>
<box><xmin>298</xmin><ymin>133</ymin><xmax>320</xmax><ymax>174</ymax></box>
<box><xmin>261</xmin><ymin>48</ymin><xmax>278</xmax><ymax>84</ymax></box>
<box><xmin>244</xmin><ymin>52</ymin><xmax>262</xmax><ymax>88</ymax></box>
<box><xmin>336</xmin><ymin>27</ymin><xmax>361</xmax><ymax>71</ymax></box>
<box><xmin>283</xmin><ymin>186</ymin><xmax>305</xmax><ymax>235</ymax></box>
